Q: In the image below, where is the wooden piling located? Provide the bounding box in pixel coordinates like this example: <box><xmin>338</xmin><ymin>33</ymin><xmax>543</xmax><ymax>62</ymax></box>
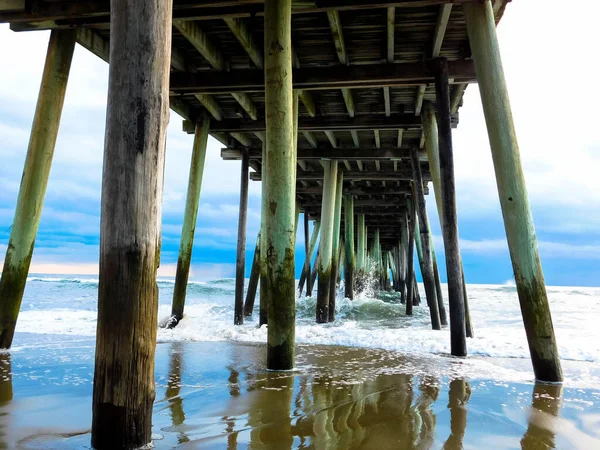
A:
<box><xmin>357</xmin><ymin>214</ymin><xmax>366</xmax><ymax>271</ymax></box>
<box><xmin>329</xmin><ymin>169</ymin><xmax>344</xmax><ymax>321</ymax></box>
<box><xmin>310</xmin><ymin>249</ymin><xmax>320</xmax><ymax>293</ymax></box>
<box><xmin>234</xmin><ymin>148</ymin><xmax>249</xmax><ymax>325</ymax></box>
<box><xmin>433</xmin><ymin>57</ymin><xmax>467</xmax><ymax>356</ymax></box>
<box><xmin>0</xmin><ymin>30</ymin><xmax>76</xmax><ymax>349</ymax></box>
<box><xmin>243</xmin><ymin>232</ymin><xmax>261</xmax><ymax>316</ymax></box>
<box><xmin>170</xmin><ymin>119</ymin><xmax>210</xmax><ymax>327</ymax></box>
<box><xmin>302</xmin><ymin>213</ymin><xmax>310</xmax><ymax>294</ymax></box>
<box><xmin>374</xmin><ymin>228</ymin><xmax>381</xmax><ymax>287</ymax></box>
<box><xmin>298</xmin><ymin>220</ymin><xmax>320</xmax><ymax>295</ymax></box>
<box><xmin>399</xmin><ymin>219</ymin><xmax>408</xmax><ymax>304</ymax></box>
<box><xmin>91</xmin><ymin>0</ymin><xmax>172</xmax><ymax>447</ymax></box>
<box><xmin>263</xmin><ymin>0</ymin><xmax>296</xmax><ymax>370</ymax></box>
<box><xmin>405</xmin><ymin>204</ymin><xmax>415</xmax><ymax>316</ymax></box>
<box><xmin>316</xmin><ymin>161</ymin><xmax>338</xmax><ymax>323</ymax></box>
<box><xmin>431</xmin><ymin>246</ymin><xmax>448</xmax><ymax>326</ymax></box>
<box><xmin>464</xmin><ymin>0</ymin><xmax>561</xmax><ymax>381</ymax></box>
<box><xmin>259</xmin><ymin>143</ymin><xmax>268</xmax><ymax>327</ymax></box>
<box><xmin>344</xmin><ymin>195</ymin><xmax>355</xmax><ymax>300</ymax></box>
<box><xmin>422</xmin><ymin>101</ymin><xmax>470</xmax><ymax>334</ymax></box>
<box><xmin>410</xmin><ymin>148</ymin><xmax>441</xmax><ymax>330</ymax></box>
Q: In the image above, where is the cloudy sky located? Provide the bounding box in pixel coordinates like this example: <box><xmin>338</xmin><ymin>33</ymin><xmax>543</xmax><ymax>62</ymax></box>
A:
<box><xmin>1</xmin><ymin>1</ymin><xmax>599</xmax><ymax>285</ymax></box>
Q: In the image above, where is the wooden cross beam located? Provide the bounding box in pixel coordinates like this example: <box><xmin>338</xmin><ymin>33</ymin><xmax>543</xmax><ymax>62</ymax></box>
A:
<box><xmin>4</xmin><ymin>1</ymin><xmax>479</xmax><ymax>29</ymax></box>
<box><xmin>221</xmin><ymin>147</ymin><xmax>429</xmax><ymax>161</ymax></box>
<box><xmin>250</xmin><ymin>170</ymin><xmax>431</xmax><ymax>181</ymax></box>
<box><xmin>169</xmin><ymin>60</ymin><xmax>475</xmax><ymax>94</ymax></box>
<box><xmin>183</xmin><ymin>114</ymin><xmax>460</xmax><ymax>134</ymax></box>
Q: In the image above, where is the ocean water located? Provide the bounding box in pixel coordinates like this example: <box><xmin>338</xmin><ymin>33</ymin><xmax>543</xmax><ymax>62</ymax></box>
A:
<box><xmin>14</xmin><ymin>275</ymin><xmax>600</xmax><ymax>370</ymax></box>
<box><xmin>5</xmin><ymin>275</ymin><xmax>600</xmax><ymax>448</ymax></box>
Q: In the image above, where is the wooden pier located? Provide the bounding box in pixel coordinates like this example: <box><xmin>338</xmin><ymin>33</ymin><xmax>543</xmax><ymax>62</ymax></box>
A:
<box><xmin>0</xmin><ymin>0</ymin><xmax>563</xmax><ymax>447</ymax></box>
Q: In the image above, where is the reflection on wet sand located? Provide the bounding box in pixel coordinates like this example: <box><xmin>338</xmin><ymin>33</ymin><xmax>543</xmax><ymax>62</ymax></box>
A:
<box><xmin>155</xmin><ymin>344</ymin><xmax>594</xmax><ymax>450</ymax></box>
<box><xmin>521</xmin><ymin>383</ymin><xmax>563</xmax><ymax>450</ymax></box>
<box><xmin>0</xmin><ymin>353</ymin><xmax>12</xmax><ymax>449</ymax></box>
<box><xmin>165</xmin><ymin>342</ymin><xmax>189</xmax><ymax>445</ymax></box>
<box><xmin>443</xmin><ymin>379</ymin><xmax>471</xmax><ymax>450</ymax></box>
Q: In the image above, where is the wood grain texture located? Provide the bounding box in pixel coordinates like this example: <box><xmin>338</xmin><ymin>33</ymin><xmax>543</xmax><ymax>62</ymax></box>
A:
<box><xmin>464</xmin><ymin>0</ymin><xmax>561</xmax><ymax>381</ymax></box>
<box><xmin>170</xmin><ymin>120</ymin><xmax>210</xmax><ymax>326</ymax></box>
<box><xmin>92</xmin><ymin>0</ymin><xmax>173</xmax><ymax>447</ymax></box>
<box><xmin>234</xmin><ymin>148</ymin><xmax>250</xmax><ymax>325</ymax></box>
<box><xmin>264</xmin><ymin>0</ymin><xmax>296</xmax><ymax>370</ymax></box>
<box><xmin>0</xmin><ymin>30</ymin><xmax>76</xmax><ymax>349</ymax></box>
<box><xmin>433</xmin><ymin>57</ymin><xmax>467</xmax><ymax>356</ymax></box>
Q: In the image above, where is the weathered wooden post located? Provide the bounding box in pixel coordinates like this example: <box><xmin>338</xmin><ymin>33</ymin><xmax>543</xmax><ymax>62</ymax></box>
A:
<box><xmin>405</xmin><ymin>205</ymin><xmax>415</xmax><ymax>316</ymax></box>
<box><xmin>244</xmin><ymin>232</ymin><xmax>261</xmax><ymax>316</ymax></box>
<box><xmin>431</xmin><ymin>245</ymin><xmax>448</xmax><ymax>326</ymax></box>
<box><xmin>0</xmin><ymin>30</ymin><xmax>76</xmax><ymax>348</ymax></box>
<box><xmin>316</xmin><ymin>161</ymin><xmax>338</xmax><ymax>323</ymax></box>
<box><xmin>344</xmin><ymin>195</ymin><xmax>355</xmax><ymax>299</ymax></box>
<box><xmin>170</xmin><ymin>119</ymin><xmax>210</xmax><ymax>327</ymax></box>
<box><xmin>263</xmin><ymin>0</ymin><xmax>296</xmax><ymax>370</ymax></box>
<box><xmin>259</xmin><ymin>141</ymin><xmax>268</xmax><ymax>327</ymax></box>
<box><xmin>422</xmin><ymin>101</ymin><xmax>471</xmax><ymax>335</ymax></box>
<box><xmin>310</xmin><ymin>248</ymin><xmax>320</xmax><ymax>293</ymax></box>
<box><xmin>302</xmin><ymin>214</ymin><xmax>311</xmax><ymax>294</ymax></box>
<box><xmin>432</xmin><ymin>58</ymin><xmax>467</xmax><ymax>356</ymax></box>
<box><xmin>329</xmin><ymin>169</ymin><xmax>344</xmax><ymax>321</ymax></box>
<box><xmin>374</xmin><ymin>228</ymin><xmax>381</xmax><ymax>281</ymax></box>
<box><xmin>410</xmin><ymin>148</ymin><xmax>441</xmax><ymax>330</ymax></box>
<box><xmin>399</xmin><ymin>220</ymin><xmax>408</xmax><ymax>303</ymax></box>
<box><xmin>92</xmin><ymin>0</ymin><xmax>172</xmax><ymax>447</ymax></box>
<box><xmin>234</xmin><ymin>148</ymin><xmax>250</xmax><ymax>325</ymax></box>
<box><xmin>357</xmin><ymin>214</ymin><xmax>366</xmax><ymax>272</ymax></box>
<box><xmin>464</xmin><ymin>0</ymin><xmax>561</xmax><ymax>381</ymax></box>
<box><xmin>298</xmin><ymin>220</ymin><xmax>320</xmax><ymax>295</ymax></box>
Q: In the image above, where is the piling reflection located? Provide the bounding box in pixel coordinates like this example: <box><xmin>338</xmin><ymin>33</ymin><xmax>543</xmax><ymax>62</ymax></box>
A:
<box><xmin>443</xmin><ymin>379</ymin><xmax>471</xmax><ymax>450</ymax></box>
<box><xmin>521</xmin><ymin>383</ymin><xmax>563</xmax><ymax>450</ymax></box>
<box><xmin>165</xmin><ymin>342</ymin><xmax>189</xmax><ymax>445</ymax></box>
<box><xmin>0</xmin><ymin>353</ymin><xmax>12</xmax><ymax>449</ymax></box>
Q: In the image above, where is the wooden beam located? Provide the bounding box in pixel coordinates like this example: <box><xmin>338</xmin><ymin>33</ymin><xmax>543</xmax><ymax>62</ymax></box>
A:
<box><xmin>174</xmin><ymin>20</ymin><xmax>226</xmax><ymax>71</ymax></box>
<box><xmin>224</xmin><ymin>17</ymin><xmax>263</xmax><ymax>69</ymax></box>
<box><xmin>194</xmin><ymin>94</ymin><xmax>223</xmax><ymax>121</ymax></box>
<box><xmin>298</xmin><ymin>90</ymin><xmax>317</xmax><ymax>117</ymax></box>
<box><xmin>215</xmin><ymin>144</ymin><xmax>397</xmax><ymax>165</ymax></box>
<box><xmin>432</xmin><ymin>4</ymin><xmax>453</xmax><ymax>57</ymax></box>
<box><xmin>169</xmin><ymin>60</ymin><xmax>476</xmax><ymax>94</ymax></box>
<box><xmin>298</xmin><ymin>186</ymin><xmax>412</xmax><ymax>195</ymax></box>
<box><xmin>450</xmin><ymin>83</ymin><xmax>467</xmax><ymax>114</ymax></box>
<box><xmin>2</xmin><ymin>1</ymin><xmax>482</xmax><ymax>27</ymax></box>
<box><xmin>231</xmin><ymin>92</ymin><xmax>258</xmax><ymax>120</ymax></box>
<box><xmin>251</xmin><ymin>170</ymin><xmax>428</xmax><ymax>181</ymax></box>
<box><xmin>186</xmin><ymin>113</ymin><xmax>425</xmax><ymax>133</ymax></box>
<box><xmin>374</xmin><ymin>130</ymin><xmax>381</xmax><ymax>148</ymax></box>
<box><xmin>325</xmin><ymin>131</ymin><xmax>338</xmax><ymax>148</ymax></box>
<box><xmin>230</xmin><ymin>132</ymin><xmax>252</xmax><ymax>147</ymax></box>
<box><xmin>384</xmin><ymin>87</ymin><xmax>392</xmax><ymax>117</ymax></box>
<box><xmin>327</xmin><ymin>10</ymin><xmax>348</xmax><ymax>65</ymax></box>
<box><xmin>302</xmin><ymin>131</ymin><xmax>318</xmax><ymax>148</ymax></box>
<box><xmin>351</xmin><ymin>130</ymin><xmax>360</xmax><ymax>147</ymax></box>
<box><xmin>414</xmin><ymin>85</ymin><xmax>426</xmax><ymax>116</ymax></box>
<box><xmin>387</xmin><ymin>7</ymin><xmax>396</xmax><ymax>63</ymax></box>
<box><xmin>397</xmin><ymin>128</ymin><xmax>404</xmax><ymax>147</ymax></box>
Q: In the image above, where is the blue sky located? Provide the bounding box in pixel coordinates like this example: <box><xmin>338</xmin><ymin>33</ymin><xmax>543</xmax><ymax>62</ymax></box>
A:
<box><xmin>1</xmin><ymin>1</ymin><xmax>600</xmax><ymax>286</ymax></box>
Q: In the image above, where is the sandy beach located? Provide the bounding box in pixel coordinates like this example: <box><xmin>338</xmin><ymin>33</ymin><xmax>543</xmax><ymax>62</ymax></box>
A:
<box><xmin>0</xmin><ymin>339</ymin><xmax>597</xmax><ymax>449</ymax></box>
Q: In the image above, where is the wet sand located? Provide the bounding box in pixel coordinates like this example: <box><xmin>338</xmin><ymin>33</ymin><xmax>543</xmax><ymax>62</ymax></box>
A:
<box><xmin>1</xmin><ymin>339</ymin><xmax>600</xmax><ymax>449</ymax></box>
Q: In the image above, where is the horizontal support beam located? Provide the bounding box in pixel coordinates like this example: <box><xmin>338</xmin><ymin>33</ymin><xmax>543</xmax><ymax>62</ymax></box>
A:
<box><xmin>303</xmin><ymin>199</ymin><xmax>406</xmax><ymax>207</ymax></box>
<box><xmin>297</xmin><ymin>185</ymin><xmax>427</xmax><ymax>195</ymax></box>
<box><xmin>184</xmin><ymin>114</ymin><xmax>428</xmax><ymax>134</ymax></box>
<box><xmin>222</xmin><ymin>147</ymin><xmax>427</xmax><ymax>161</ymax></box>
<box><xmin>3</xmin><ymin>1</ymin><xmax>479</xmax><ymax>27</ymax></box>
<box><xmin>250</xmin><ymin>170</ymin><xmax>430</xmax><ymax>182</ymax></box>
<box><xmin>169</xmin><ymin>60</ymin><xmax>475</xmax><ymax>94</ymax></box>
